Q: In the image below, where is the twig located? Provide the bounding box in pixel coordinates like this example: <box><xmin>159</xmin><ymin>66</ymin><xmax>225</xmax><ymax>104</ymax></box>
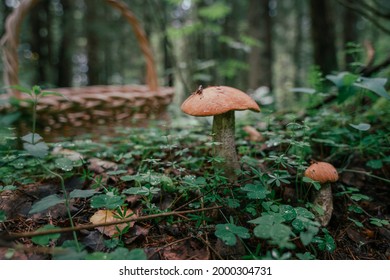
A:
<box><xmin>356</xmin><ymin>0</ymin><xmax>390</xmax><ymax>19</ymax></box>
<box><xmin>197</xmin><ymin>234</ymin><xmax>223</xmax><ymax>260</ymax></box>
<box><xmin>1</xmin><ymin>205</ymin><xmax>221</xmax><ymax>240</ymax></box>
<box><xmin>360</xmin><ymin>54</ymin><xmax>390</xmax><ymax>77</ymax></box>
<box><xmin>340</xmin><ymin>168</ymin><xmax>390</xmax><ymax>184</ymax></box>
<box><xmin>173</xmin><ymin>187</ymin><xmax>217</xmax><ymax>212</ymax></box>
<box><xmin>336</xmin><ymin>0</ymin><xmax>390</xmax><ymax>35</ymax></box>
<box><xmin>151</xmin><ymin>236</ymin><xmax>193</xmax><ymax>257</ymax></box>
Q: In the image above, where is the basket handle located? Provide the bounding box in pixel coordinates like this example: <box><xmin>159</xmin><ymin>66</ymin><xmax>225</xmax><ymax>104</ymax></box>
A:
<box><xmin>1</xmin><ymin>0</ymin><xmax>159</xmax><ymax>98</ymax></box>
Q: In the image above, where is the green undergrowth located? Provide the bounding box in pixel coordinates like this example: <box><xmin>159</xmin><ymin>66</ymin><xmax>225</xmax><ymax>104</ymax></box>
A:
<box><xmin>0</xmin><ymin>77</ymin><xmax>389</xmax><ymax>260</ymax></box>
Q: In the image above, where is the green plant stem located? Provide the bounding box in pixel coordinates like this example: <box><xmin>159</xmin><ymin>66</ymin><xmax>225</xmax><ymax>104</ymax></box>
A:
<box><xmin>341</xmin><ymin>168</ymin><xmax>390</xmax><ymax>184</ymax></box>
<box><xmin>39</xmin><ymin>161</ymin><xmax>80</xmax><ymax>251</ymax></box>
<box><xmin>339</xmin><ymin>185</ymin><xmax>374</xmax><ymax>218</ymax></box>
<box><xmin>32</xmin><ymin>96</ymin><xmax>37</xmax><ymax>144</ymax></box>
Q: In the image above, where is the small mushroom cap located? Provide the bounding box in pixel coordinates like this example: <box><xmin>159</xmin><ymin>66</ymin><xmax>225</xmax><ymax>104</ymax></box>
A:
<box><xmin>304</xmin><ymin>161</ymin><xmax>339</xmax><ymax>184</ymax></box>
<box><xmin>181</xmin><ymin>85</ymin><xmax>260</xmax><ymax>116</ymax></box>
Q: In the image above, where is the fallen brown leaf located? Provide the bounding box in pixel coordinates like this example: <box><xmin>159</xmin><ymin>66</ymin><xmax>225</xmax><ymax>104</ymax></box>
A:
<box><xmin>88</xmin><ymin>158</ymin><xmax>118</xmax><ymax>173</ymax></box>
<box><xmin>52</xmin><ymin>147</ymin><xmax>83</xmax><ymax>161</ymax></box>
<box><xmin>89</xmin><ymin>208</ymin><xmax>136</xmax><ymax>237</ymax></box>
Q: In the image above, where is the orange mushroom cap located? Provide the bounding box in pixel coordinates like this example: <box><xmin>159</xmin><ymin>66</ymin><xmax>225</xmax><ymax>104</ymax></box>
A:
<box><xmin>181</xmin><ymin>85</ymin><xmax>260</xmax><ymax>116</ymax></box>
<box><xmin>304</xmin><ymin>161</ymin><xmax>339</xmax><ymax>184</ymax></box>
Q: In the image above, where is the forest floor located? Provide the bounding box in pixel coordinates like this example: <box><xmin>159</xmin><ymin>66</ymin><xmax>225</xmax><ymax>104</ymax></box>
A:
<box><xmin>0</xmin><ymin>111</ymin><xmax>389</xmax><ymax>260</ymax></box>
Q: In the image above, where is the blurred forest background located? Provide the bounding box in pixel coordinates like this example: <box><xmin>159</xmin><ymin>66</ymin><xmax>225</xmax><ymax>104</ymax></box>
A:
<box><xmin>0</xmin><ymin>0</ymin><xmax>389</xmax><ymax>110</ymax></box>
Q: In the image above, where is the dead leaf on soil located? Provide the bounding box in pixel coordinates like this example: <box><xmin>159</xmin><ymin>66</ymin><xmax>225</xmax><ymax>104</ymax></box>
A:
<box><xmin>215</xmin><ymin>238</ymin><xmax>246</xmax><ymax>258</ymax></box>
<box><xmin>340</xmin><ymin>168</ymin><xmax>366</xmax><ymax>187</ymax></box>
<box><xmin>88</xmin><ymin>158</ymin><xmax>118</xmax><ymax>174</ymax></box>
<box><xmin>89</xmin><ymin>208</ymin><xmax>136</xmax><ymax>237</ymax></box>
<box><xmin>124</xmin><ymin>225</ymin><xmax>150</xmax><ymax>244</ymax></box>
<box><xmin>346</xmin><ymin>228</ymin><xmax>368</xmax><ymax>245</ymax></box>
<box><xmin>125</xmin><ymin>195</ymin><xmax>142</xmax><ymax>207</ymax></box>
<box><xmin>160</xmin><ymin>239</ymin><xmax>209</xmax><ymax>260</ymax></box>
<box><xmin>52</xmin><ymin>147</ymin><xmax>83</xmax><ymax>161</ymax></box>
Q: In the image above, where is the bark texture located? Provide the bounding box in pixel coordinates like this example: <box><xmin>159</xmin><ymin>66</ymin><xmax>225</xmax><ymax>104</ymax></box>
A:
<box><xmin>247</xmin><ymin>0</ymin><xmax>273</xmax><ymax>90</ymax></box>
<box><xmin>309</xmin><ymin>0</ymin><xmax>338</xmax><ymax>74</ymax></box>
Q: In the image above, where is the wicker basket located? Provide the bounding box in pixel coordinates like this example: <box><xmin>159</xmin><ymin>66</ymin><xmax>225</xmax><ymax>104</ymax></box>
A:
<box><xmin>0</xmin><ymin>0</ymin><xmax>174</xmax><ymax>133</ymax></box>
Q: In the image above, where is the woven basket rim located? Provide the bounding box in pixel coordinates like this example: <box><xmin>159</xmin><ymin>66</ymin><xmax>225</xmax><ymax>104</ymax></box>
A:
<box><xmin>0</xmin><ymin>0</ymin><xmax>162</xmax><ymax>98</ymax></box>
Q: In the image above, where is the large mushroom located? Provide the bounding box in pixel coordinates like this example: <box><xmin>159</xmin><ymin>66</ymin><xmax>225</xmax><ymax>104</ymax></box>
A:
<box><xmin>304</xmin><ymin>161</ymin><xmax>339</xmax><ymax>226</ymax></box>
<box><xmin>181</xmin><ymin>85</ymin><xmax>260</xmax><ymax>182</ymax></box>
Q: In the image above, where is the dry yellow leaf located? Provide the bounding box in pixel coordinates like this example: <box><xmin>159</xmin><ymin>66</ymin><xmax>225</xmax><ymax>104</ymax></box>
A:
<box><xmin>89</xmin><ymin>209</ymin><xmax>136</xmax><ymax>237</ymax></box>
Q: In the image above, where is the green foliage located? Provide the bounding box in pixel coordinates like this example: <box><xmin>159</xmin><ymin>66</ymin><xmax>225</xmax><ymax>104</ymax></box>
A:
<box><xmin>21</xmin><ymin>133</ymin><xmax>49</xmax><ymax>158</ymax></box>
<box><xmin>219</xmin><ymin>59</ymin><xmax>248</xmax><ymax>79</ymax></box>
<box><xmin>215</xmin><ymin>222</ymin><xmax>250</xmax><ymax>246</ymax></box>
<box><xmin>312</xmin><ymin>229</ymin><xmax>336</xmax><ymax>252</ymax></box>
<box><xmin>349</xmin><ymin>123</ymin><xmax>371</xmax><ymax>131</ymax></box>
<box><xmin>249</xmin><ymin>204</ymin><xmax>321</xmax><ymax>251</ymax></box>
<box><xmin>54</xmin><ymin>158</ymin><xmax>74</xmax><ymax>171</ymax></box>
<box><xmin>31</xmin><ymin>224</ymin><xmax>61</xmax><ymax>246</ymax></box>
<box><xmin>267</xmin><ymin>172</ymin><xmax>291</xmax><ymax>187</ymax></box>
<box><xmin>345</xmin><ymin>42</ymin><xmax>364</xmax><ymax>70</ymax></box>
<box><xmin>250</xmin><ymin>213</ymin><xmax>295</xmax><ymax>249</ymax></box>
<box><xmin>348</xmin><ymin>218</ymin><xmax>364</xmax><ymax>228</ymax></box>
<box><xmin>29</xmin><ymin>194</ymin><xmax>65</xmax><ymax>214</ymax></box>
<box><xmin>102</xmin><ymin>248</ymin><xmax>147</xmax><ymax>260</ymax></box>
<box><xmin>90</xmin><ymin>194</ymin><xmax>124</xmax><ymax>210</ymax></box>
<box><xmin>123</xmin><ymin>186</ymin><xmax>160</xmax><ymax>196</ymax></box>
<box><xmin>0</xmin><ymin>185</ymin><xmax>17</xmax><ymax>192</ymax></box>
<box><xmin>326</xmin><ymin>72</ymin><xmax>389</xmax><ymax>101</ymax></box>
<box><xmin>167</xmin><ymin>22</ymin><xmax>203</xmax><ymax>38</ymax></box>
<box><xmin>52</xmin><ymin>242</ymin><xmax>146</xmax><ymax>260</ymax></box>
<box><xmin>296</xmin><ymin>252</ymin><xmax>316</xmax><ymax>260</ymax></box>
<box><xmin>307</xmin><ymin>65</ymin><xmax>326</xmax><ymax>92</ymax></box>
<box><xmin>198</xmin><ymin>2</ymin><xmax>231</xmax><ymax>20</ymax></box>
<box><xmin>80</xmin><ymin>248</ymin><xmax>146</xmax><ymax>260</ymax></box>
<box><xmin>0</xmin><ymin>210</ymin><xmax>6</xmax><ymax>222</ymax></box>
<box><xmin>295</xmin><ymin>70</ymin><xmax>389</xmax><ymax>115</ymax></box>
<box><xmin>302</xmin><ymin>176</ymin><xmax>321</xmax><ymax>191</ymax></box>
<box><xmin>29</xmin><ymin>190</ymin><xmax>98</xmax><ymax>215</ymax></box>
<box><xmin>369</xmin><ymin>218</ymin><xmax>389</xmax><ymax>227</ymax></box>
<box><xmin>241</xmin><ymin>181</ymin><xmax>270</xmax><ymax>199</ymax></box>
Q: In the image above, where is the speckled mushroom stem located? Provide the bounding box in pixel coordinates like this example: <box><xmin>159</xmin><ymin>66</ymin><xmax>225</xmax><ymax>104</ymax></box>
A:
<box><xmin>212</xmin><ymin>111</ymin><xmax>240</xmax><ymax>182</ymax></box>
<box><xmin>313</xmin><ymin>183</ymin><xmax>333</xmax><ymax>226</ymax></box>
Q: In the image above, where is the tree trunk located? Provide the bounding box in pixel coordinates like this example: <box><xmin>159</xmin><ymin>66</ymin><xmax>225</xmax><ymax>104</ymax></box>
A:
<box><xmin>247</xmin><ymin>0</ymin><xmax>273</xmax><ymax>91</ymax></box>
<box><xmin>293</xmin><ymin>0</ymin><xmax>304</xmax><ymax>92</ymax></box>
<box><xmin>172</xmin><ymin>4</ymin><xmax>196</xmax><ymax>105</ymax></box>
<box><xmin>29</xmin><ymin>0</ymin><xmax>51</xmax><ymax>85</ymax></box>
<box><xmin>57</xmin><ymin>0</ymin><xmax>73</xmax><ymax>87</ymax></box>
<box><xmin>309</xmin><ymin>0</ymin><xmax>338</xmax><ymax>74</ymax></box>
<box><xmin>343</xmin><ymin>3</ymin><xmax>359</xmax><ymax>71</ymax></box>
<box><xmin>85</xmin><ymin>1</ymin><xmax>104</xmax><ymax>85</ymax></box>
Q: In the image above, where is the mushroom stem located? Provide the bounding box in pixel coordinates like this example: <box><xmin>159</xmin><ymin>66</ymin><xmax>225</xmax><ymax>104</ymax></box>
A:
<box><xmin>212</xmin><ymin>111</ymin><xmax>240</xmax><ymax>182</ymax></box>
<box><xmin>313</xmin><ymin>183</ymin><xmax>333</xmax><ymax>226</ymax></box>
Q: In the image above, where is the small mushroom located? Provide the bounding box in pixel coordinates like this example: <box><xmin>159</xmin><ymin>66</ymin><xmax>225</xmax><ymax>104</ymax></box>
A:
<box><xmin>243</xmin><ymin>125</ymin><xmax>263</xmax><ymax>142</ymax></box>
<box><xmin>181</xmin><ymin>85</ymin><xmax>260</xmax><ymax>182</ymax></box>
<box><xmin>304</xmin><ymin>161</ymin><xmax>339</xmax><ymax>226</ymax></box>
